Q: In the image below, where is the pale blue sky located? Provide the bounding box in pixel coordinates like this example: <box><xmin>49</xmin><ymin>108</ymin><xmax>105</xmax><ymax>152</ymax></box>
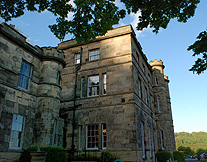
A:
<box><xmin>5</xmin><ymin>0</ymin><xmax>207</xmax><ymax>133</ymax></box>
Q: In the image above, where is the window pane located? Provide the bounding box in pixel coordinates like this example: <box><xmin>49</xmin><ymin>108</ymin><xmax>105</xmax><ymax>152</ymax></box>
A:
<box><xmin>18</xmin><ymin>61</ymin><xmax>32</xmax><ymax>90</ymax></box>
<box><xmin>88</xmin><ymin>76</ymin><xmax>99</xmax><ymax>97</ymax></box>
<box><xmin>89</xmin><ymin>49</ymin><xmax>100</xmax><ymax>61</ymax></box>
<box><xmin>9</xmin><ymin>114</ymin><xmax>24</xmax><ymax>149</ymax></box>
<box><xmin>87</xmin><ymin>125</ymin><xmax>99</xmax><ymax>149</ymax></box>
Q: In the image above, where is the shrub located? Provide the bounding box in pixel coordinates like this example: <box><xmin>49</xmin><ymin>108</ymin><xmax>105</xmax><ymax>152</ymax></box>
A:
<box><xmin>73</xmin><ymin>152</ymin><xmax>100</xmax><ymax>161</ymax></box>
<box><xmin>173</xmin><ymin>151</ymin><xmax>185</xmax><ymax>162</ymax></box>
<box><xmin>19</xmin><ymin>145</ymin><xmax>67</xmax><ymax>162</ymax></box>
<box><xmin>156</xmin><ymin>151</ymin><xmax>173</xmax><ymax>162</ymax></box>
<box><xmin>101</xmin><ymin>150</ymin><xmax>120</xmax><ymax>162</ymax></box>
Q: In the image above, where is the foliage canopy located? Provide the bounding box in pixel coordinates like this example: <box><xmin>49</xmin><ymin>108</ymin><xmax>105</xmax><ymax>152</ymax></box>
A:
<box><xmin>1</xmin><ymin>0</ymin><xmax>206</xmax><ymax>74</ymax></box>
<box><xmin>0</xmin><ymin>0</ymin><xmax>200</xmax><ymax>43</ymax></box>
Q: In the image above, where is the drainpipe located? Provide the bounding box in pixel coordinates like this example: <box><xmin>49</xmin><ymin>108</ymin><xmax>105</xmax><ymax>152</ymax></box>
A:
<box><xmin>71</xmin><ymin>47</ymin><xmax>82</xmax><ymax>151</ymax></box>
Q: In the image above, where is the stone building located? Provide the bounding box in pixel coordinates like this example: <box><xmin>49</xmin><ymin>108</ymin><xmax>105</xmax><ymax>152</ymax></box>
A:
<box><xmin>58</xmin><ymin>25</ymin><xmax>176</xmax><ymax>162</ymax></box>
<box><xmin>0</xmin><ymin>23</ymin><xmax>175</xmax><ymax>162</ymax></box>
<box><xmin>0</xmin><ymin>23</ymin><xmax>65</xmax><ymax>160</ymax></box>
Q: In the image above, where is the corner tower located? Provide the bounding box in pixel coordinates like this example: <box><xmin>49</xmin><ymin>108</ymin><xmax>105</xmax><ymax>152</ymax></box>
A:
<box><xmin>149</xmin><ymin>59</ymin><xmax>176</xmax><ymax>152</ymax></box>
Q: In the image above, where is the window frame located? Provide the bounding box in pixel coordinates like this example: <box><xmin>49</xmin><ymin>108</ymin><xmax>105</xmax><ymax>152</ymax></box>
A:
<box><xmin>57</xmin><ymin>71</ymin><xmax>61</xmax><ymax>86</ymax></box>
<box><xmin>160</xmin><ymin>130</ymin><xmax>164</xmax><ymax>150</ymax></box>
<box><xmin>141</xmin><ymin>121</ymin><xmax>145</xmax><ymax>158</ymax></box>
<box><xmin>52</xmin><ymin>119</ymin><xmax>57</xmax><ymax>146</ymax></box>
<box><xmin>75</xmin><ymin>53</ymin><xmax>80</xmax><ymax>64</ymax></box>
<box><xmin>102</xmin><ymin>123</ymin><xmax>107</xmax><ymax>149</ymax></box>
<box><xmin>81</xmin><ymin>77</ymin><xmax>85</xmax><ymax>98</ymax></box>
<box><xmin>155</xmin><ymin>76</ymin><xmax>159</xmax><ymax>86</ymax></box>
<box><xmin>138</xmin><ymin>78</ymin><xmax>141</xmax><ymax>98</ymax></box>
<box><xmin>9</xmin><ymin>114</ymin><xmax>25</xmax><ymax>150</ymax></box>
<box><xmin>157</xmin><ymin>96</ymin><xmax>160</xmax><ymax>112</ymax></box>
<box><xmin>78</xmin><ymin>125</ymin><xmax>82</xmax><ymax>150</ymax></box>
<box><xmin>102</xmin><ymin>73</ymin><xmax>106</xmax><ymax>95</ymax></box>
<box><xmin>89</xmin><ymin>49</ymin><xmax>100</xmax><ymax>61</ymax></box>
<box><xmin>86</xmin><ymin>124</ymin><xmax>99</xmax><ymax>150</ymax></box>
<box><xmin>87</xmin><ymin>75</ymin><xmax>99</xmax><ymax>97</ymax></box>
<box><xmin>18</xmin><ymin>60</ymin><xmax>33</xmax><ymax>91</ymax></box>
<box><xmin>148</xmin><ymin>126</ymin><xmax>152</xmax><ymax>158</ymax></box>
<box><xmin>145</xmin><ymin>86</ymin><xmax>148</xmax><ymax>104</ymax></box>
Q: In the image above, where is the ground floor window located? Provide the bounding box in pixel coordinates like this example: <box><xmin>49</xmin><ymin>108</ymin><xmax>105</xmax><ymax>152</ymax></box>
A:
<box><xmin>86</xmin><ymin>125</ymin><xmax>99</xmax><ymax>149</ymax></box>
<box><xmin>102</xmin><ymin>123</ymin><xmax>106</xmax><ymax>149</ymax></box>
<box><xmin>141</xmin><ymin>122</ymin><xmax>145</xmax><ymax>158</ymax></box>
<box><xmin>160</xmin><ymin>130</ymin><xmax>164</xmax><ymax>150</ymax></box>
<box><xmin>9</xmin><ymin>114</ymin><xmax>25</xmax><ymax>149</ymax></box>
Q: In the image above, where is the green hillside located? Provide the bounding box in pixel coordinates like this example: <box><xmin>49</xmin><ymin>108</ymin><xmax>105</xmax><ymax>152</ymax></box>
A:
<box><xmin>175</xmin><ymin>132</ymin><xmax>207</xmax><ymax>152</ymax></box>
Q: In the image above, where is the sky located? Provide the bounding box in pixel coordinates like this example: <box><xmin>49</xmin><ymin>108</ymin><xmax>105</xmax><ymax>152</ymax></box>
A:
<box><xmin>5</xmin><ymin>0</ymin><xmax>207</xmax><ymax>133</ymax></box>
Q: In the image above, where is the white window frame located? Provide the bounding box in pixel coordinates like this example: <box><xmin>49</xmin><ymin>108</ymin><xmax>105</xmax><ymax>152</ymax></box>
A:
<box><xmin>148</xmin><ymin>126</ymin><xmax>152</xmax><ymax>157</ymax></box>
<box><xmin>102</xmin><ymin>74</ymin><xmax>106</xmax><ymax>95</ymax></box>
<box><xmin>141</xmin><ymin>122</ymin><xmax>145</xmax><ymax>158</ymax></box>
<box><xmin>102</xmin><ymin>123</ymin><xmax>106</xmax><ymax>149</ymax></box>
<box><xmin>87</xmin><ymin>75</ymin><xmax>99</xmax><ymax>97</ymax></box>
<box><xmin>9</xmin><ymin>114</ymin><xmax>25</xmax><ymax>150</ymax></box>
<box><xmin>75</xmin><ymin>54</ymin><xmax>80</xmax><ymax>64</ymax></box>
<box><xmin>157</xmin><ymin>96</ymin><xmax>160</xmax><ymax>112</ymax></box>
<box><xmin>86</xmin><ymin>125</ymin><xmax>99</xmax><ymax>150</ymax></box>
<box><xmin>18</xmin><ymin>61</ymin><xmax>32</xmax><ymax>91</ymax></box>
<box><xmin>89</xmin><ymin>49</ymin><xmax>100</xmax><ymax>61</ymax></box>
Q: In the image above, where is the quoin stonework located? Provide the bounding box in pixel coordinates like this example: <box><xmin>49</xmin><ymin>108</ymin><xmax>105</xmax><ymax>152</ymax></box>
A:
<box><xmin>0</xmin><ymin>23</ymin><xmax>175</xmax><ymax>162</ymax></box>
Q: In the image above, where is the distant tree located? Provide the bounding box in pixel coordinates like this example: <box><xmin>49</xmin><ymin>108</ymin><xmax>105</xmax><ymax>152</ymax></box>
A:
<box><xmin>177</xmin><ymin>146</ymin><xmax>195</xmax><ymax>157</ymax></box>
<box><xmin>196</xmin><ymin>148</ymin><xmax>206</xmax><ymax>155</ymax></box>
<box><xmin>175</xmin><ymin>132</ymin><xmax>207</xmax><ymax>153</ymax></box>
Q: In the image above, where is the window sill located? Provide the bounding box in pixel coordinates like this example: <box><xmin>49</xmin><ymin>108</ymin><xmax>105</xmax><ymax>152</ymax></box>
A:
<box><xmin>86</xmin><ymin>148</ymin><xmax>99</xmax><ymax>151</ymax></box>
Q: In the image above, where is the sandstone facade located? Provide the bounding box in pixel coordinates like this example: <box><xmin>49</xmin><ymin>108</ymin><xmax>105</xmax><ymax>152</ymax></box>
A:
<box><xmin>0</xmin><ymin>23</ymin><xmax>65</xmax><ymax>158</ymax></box>
<box><xmin>0</xmin><ymin>23</ymin><xmax>175</xmax><ymax>162</ymax></box>
<box><xmin>58</xmin><ymin>25</ymin><xmax>176</xmax><ymax>162</ymax></box>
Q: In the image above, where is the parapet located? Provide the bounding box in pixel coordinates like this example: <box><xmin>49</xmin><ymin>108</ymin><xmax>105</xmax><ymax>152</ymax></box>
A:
<box><xmin>149</xmin><ymin>59</ymin><xmax>165</xmax><ymax>74</ymax></box>
<box><xmin>42</xmin><ymin>47</ymin><xmax>66</xmax><ymax>67</ymax></box>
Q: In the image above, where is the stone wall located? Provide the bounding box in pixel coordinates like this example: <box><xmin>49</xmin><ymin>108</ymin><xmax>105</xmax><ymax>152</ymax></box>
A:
<box><xmin>0</xmin><ymin>23</ymin><xmax>65</xmax><ymax>153</ymax></box>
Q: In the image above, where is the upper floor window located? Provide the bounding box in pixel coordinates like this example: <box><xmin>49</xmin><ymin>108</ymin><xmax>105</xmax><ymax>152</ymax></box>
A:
<box><xmin>145</xmin><ymin>87</ymin><xmax>148</xmax><ymax>104</ymax></box>
<box><xmin>18</xmin><ymin>61</ymin><xmax>32</xmax><ymax>91</ymax></box>
<box><xmin>9</xmin><ymin>114</ymin><xmax>25</xmax><ymax>150</ymax></box>
<box><xmin>88</xmin><ymin>75</ymin><xmax>99</xmax><ymax>97</ymax></box>
<box><xmin>142</xmin><ymin>64</ymin><xmax>145</xmax><ymax>73</ymax></box>
<box><xmin>155</xmin><ymin>77</ymin><xmax>159</xmax><ymax>86</ymax></box>
<box><xmin>75</xmin><ymin>54</ymin><xmax>80</xmax><ymax>64</ymax></box>
<box><xmin>102</xmin><ymin>74</ymin><xmax>106</xmax><ymax>95</ymax></box>
<box><xmin>136</xmin><ymin>52</ymin><xmax>139</xmax><ymax>63</ymax></box>
<box><xmin>86</xmin><ymin>125</ymin><xmax>99</xmax><ymax>149</ymax></box>
<box><xmin>157</xmin><ymin>96</ymin><xmax>160</xmax><ymax>112</ymax></box>
<box><xmin>57</xmin><ymin>71</ymin><xmax>61</xmax><ymax>86</ymax></box>
<box><xmin>138</xmin><ymin>78</ymin><xmax>141</xmax><ymax>98</ymax></box>
<box><xmin>89</xmin><ymin>49</ymin><xmax>100</xmax><ymax>61</ymax></box>
<box><xmin>81</xmin><ymin>77</ymin><xmax>85</xmax><ymax>98</ymax></box>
